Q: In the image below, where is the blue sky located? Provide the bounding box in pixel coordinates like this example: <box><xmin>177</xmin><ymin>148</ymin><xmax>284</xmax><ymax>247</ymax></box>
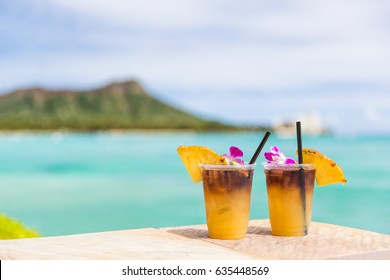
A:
<box><xmin>1</xmin><ymin>0</ymin><xmax>390</xmax><ymax>134</ymax></box>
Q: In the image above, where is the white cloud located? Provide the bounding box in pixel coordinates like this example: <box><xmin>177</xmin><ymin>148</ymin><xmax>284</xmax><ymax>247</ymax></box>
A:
<box><xmin>45</xmin><ymin>0</ymin><xmax>390</xmax><ymax>44</ymax></box>
<box><xmin>363</xmin><ymin>106</ymin><xmax>381</xmax><ymax>122</ymax></box>
<box><xmin>1</xmin><ymin>0</ymin><xmax>390</xmax><ymax>133</ymax></box>
<box><xmin>49</xmin><ymin>0</ymin><xmax>216</xmax><ymax>29</ymax></box>
<box><xmin>21</xmin><ymin>0</ymin><xmax>385</xmax><ymax>91</ymax></box>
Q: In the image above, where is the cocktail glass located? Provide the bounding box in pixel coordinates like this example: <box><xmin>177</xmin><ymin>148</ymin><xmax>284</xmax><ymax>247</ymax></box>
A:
<box><xmin>263</xmin><ymin>163</ymin><xmax>316</xmax><ymax>236</ymax></box>
<box><xmin>200</xmin><ymin>164</ymin><xmax>255</xmax><ymax>239</ymax></box>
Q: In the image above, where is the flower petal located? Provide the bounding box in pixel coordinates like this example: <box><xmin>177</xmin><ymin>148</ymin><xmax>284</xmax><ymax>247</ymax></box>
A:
<box><xmin>264</xmin><ymin>152</ymin><xmax>274</xmax><ymax>161</ymax></box>
<box><xmin>264</xmin><ymin>146</ymin><xmax>296</xmax><ymax>164</ymax></box>
<box><xmin>233</xmin><ymin>158</ymin><xmax>245</xmax><ymax>164</ymax></box>
<box><xmin>284</xmin><ymin>158</ymin><xmax>296</xmax><ymax>164</ymax></box>
<box><xmin>229</xmin><ymin>146</ymin><xmax>243</xmax><ymax>158</ymax></box>
<box><xmin>223</xmin><ymin>154</ymin><xmax>232</xmax><ymax>163</ymax></box>
<box><xmin>270</xmin><ymin>146</ymin><xmax>280</xmax><ymax>154</ymax></box>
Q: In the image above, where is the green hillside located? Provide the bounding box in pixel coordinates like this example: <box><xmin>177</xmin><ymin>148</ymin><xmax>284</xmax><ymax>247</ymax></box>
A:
<box><xmin>0</xmin><ymin>80</ymin><xmax>236</xmax><ymax>131</ymax></box>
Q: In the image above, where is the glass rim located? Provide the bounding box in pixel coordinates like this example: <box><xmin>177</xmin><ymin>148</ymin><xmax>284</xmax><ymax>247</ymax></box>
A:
<box><xmin>199</xmin><ymin>163</ymin><xmax>256</xmax><ymax>170</ymax></box>
<box><xmin>262</xmin><ymin>162</ymin><xmax>315</xmax><ymax>170</ymax></box>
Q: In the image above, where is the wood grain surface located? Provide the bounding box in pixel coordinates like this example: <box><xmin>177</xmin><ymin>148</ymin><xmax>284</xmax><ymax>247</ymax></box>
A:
<box><xmin>1</xmin><ymin>220</ymin><xmax>389</xmax><ymax>260</ymax></box>
<box><xmin>0</xmin><ymin>228</ymin><xmax>253</xmax><ymax>260</ymax></box>
<box><xmin>165</xmin><ymin>220</ymin><xmax>390</xmax><ymax>259</ymax></box>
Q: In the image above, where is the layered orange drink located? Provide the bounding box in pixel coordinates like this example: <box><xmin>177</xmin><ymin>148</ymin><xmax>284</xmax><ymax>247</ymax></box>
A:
<box><xmin>263</xmin><ymin>146</ymin><xmax>347</xmax><ymax>236</ymax></box>
<box><xmin>200</xmin><ymin>163</ymin><xmax>255</xmax><ymax>239</ymax></box>
<box><xmin>178</xmin><ymin>145</ymin><xmax>255</xmax><ymax>239</ymax></box>
<box><xmin>263</xmin><ymin>163</ymin><xmax>315</xmax><ymax>236</ymax></box>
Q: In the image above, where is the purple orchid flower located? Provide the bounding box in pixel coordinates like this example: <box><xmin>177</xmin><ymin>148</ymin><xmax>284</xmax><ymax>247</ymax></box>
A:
<box><xmin>224</xmin><ymin>146</ymin><xmax>245</xmax><ymax>165</ymax></box>
<box><xmin>264</xmin><ymin>146</ymin><xmax>296</xmax><ymax>164</ymax></box>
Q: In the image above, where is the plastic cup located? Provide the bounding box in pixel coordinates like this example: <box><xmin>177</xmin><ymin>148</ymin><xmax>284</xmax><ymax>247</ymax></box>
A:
<box><xmin>263</xmin><ymin>163</ymin><xmax>316</xmax><ymax>236</ymax></box>
<box><xmin>200</xmin><ymin>164</ymin><xmax>255</xmax><ymax>240</ymax></box>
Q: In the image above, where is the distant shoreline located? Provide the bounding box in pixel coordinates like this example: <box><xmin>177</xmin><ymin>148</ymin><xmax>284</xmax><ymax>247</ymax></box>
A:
<box><xmin>1</xmin><ymin>129</ymin><xmax>387</xmax><ymax>137</ymax></box>
<box><xmin>0</xmin><ymin>127</ymin><xmax>269</xmax><ymax>135</ymax></box>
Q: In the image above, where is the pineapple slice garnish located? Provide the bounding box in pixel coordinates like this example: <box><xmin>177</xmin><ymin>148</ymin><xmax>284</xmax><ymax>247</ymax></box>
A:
<box><xmin>177</xmin><ymin>145</ymin><xmax>227</xmax><ymax>183</ymax></box>
<box><xmin>302</xmin><ymin>148</ymin><xmax>347</xmax><ymax>186</ymax></box>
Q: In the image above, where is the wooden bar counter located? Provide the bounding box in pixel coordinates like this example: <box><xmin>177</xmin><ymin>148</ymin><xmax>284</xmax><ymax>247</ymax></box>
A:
<box><xmin>1</xmin><ymin>219</ymin><xmax>389</xmax><ymax>260</ymax></box>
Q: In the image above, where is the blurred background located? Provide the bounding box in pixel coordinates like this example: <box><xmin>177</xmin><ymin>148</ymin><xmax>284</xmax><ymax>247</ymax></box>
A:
<box><xmin>2</xmin><ymin>0</ymin><xmax>390</xmax><ymax>134</ymax></box>
<box><xmin>0</xmin><ymin>0</ymin><xmax>389</xmax><ymax>237</ymax></box>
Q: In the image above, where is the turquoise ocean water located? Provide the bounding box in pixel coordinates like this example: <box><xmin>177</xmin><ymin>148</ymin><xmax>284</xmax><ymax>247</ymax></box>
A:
<box><xmin>0</xmin><ymin>132</ymin><xmax>389</xmax><ymax>237</ymax></box>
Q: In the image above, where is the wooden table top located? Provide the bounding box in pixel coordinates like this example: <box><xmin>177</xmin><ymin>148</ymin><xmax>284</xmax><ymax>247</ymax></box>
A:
<box><xmin>1</xmin><ymin>219</ymin><xmax>389</xmax><ymax>260</ymax></box>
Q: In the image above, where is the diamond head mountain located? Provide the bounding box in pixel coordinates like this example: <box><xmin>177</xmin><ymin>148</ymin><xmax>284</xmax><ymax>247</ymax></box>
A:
<box><xmin>0</xmin><ymin>80</ymin><xmax>254</xmax><ymax>131</ymax></box>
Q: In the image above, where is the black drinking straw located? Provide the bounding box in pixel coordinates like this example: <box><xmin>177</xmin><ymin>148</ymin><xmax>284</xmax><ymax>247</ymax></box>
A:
<box><xmin>249</xmin><ymin>131</ymin><xmax>271</xmax><ymax>164</ymax></box>
<box><xmin>296</xmin><ymin>122</ymin><xmax>303</xmax><ymax>164</ymax></box>
<box><xmin>296</xmin><ymin>121</ymin><xmax>307</xmax><ymax>235</ymax></box>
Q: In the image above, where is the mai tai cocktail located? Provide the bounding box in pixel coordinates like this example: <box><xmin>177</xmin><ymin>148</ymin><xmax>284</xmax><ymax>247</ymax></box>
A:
<box><xmin>200</xmin><ymin>163</ymin><xmax>255</xmax><ymax>239</ymax></box>
<box><xmin>177</xmin><ymin>145</ymin><xmax>256</xmax><ymax>240</ymax></box>
<box><xmin>263</xmin><ymin>162</ymin><xmax>315</xmax><ymax>236</ymax></box>
<box><xmin>263</xmin><ymin>146</ymin><xmax>347</xmax><ymax>237</ymax></box>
